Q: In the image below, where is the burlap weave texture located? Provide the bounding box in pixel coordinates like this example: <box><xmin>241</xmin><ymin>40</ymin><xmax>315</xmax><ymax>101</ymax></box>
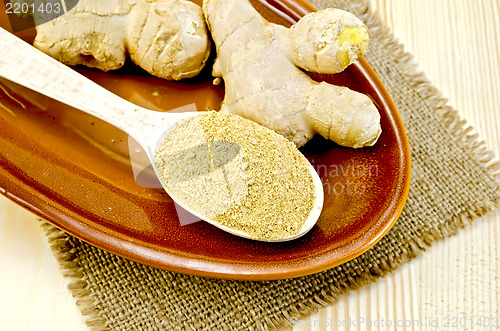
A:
<box><xmin>42</xmin><ymin>0</ymin><xmax>500</xmax><ymax>330</ymax></box>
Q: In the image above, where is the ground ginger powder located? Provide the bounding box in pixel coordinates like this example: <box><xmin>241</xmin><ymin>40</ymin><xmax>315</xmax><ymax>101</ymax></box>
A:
<box><xmin>154</xmin><ymin>111</ymin><xmax>314</xmax><ymax>241</ymax></box>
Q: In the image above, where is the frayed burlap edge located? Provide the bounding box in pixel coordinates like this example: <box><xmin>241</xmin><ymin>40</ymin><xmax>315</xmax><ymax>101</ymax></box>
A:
<box><xmin>264</xmin><ymin>0</ymin><xmax>500</xmax><ymax>329</ymax></box>
<box><xmin>355</xmin><ymin>1</ymin><xmax>500</xmax><ymax>180</ymax></box>
<box><xmin>40</xmin><ymin>222</ymin><xmax>109</xmax><ymax>330</ymax></box>
<box><xmin>40</xmin><ymin>1</ymin><xmax>500</xmax><ymax>330</ymax></box>
<box><xmin>343</xmin><ymin>0</ymin><xmax>500</xmax><ymax>227</ymax></box>
<box><xmin>260</xmin><ymin>0</ymin><xmax>500</xmax><ymax>328</ymax></box>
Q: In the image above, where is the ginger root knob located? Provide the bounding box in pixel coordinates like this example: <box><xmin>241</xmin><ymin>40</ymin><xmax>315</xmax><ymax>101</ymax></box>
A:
<box><xmin>203</xmin><ymin>0</ymin><xmax>381</xmax><ymax>148</ymax></box>
<box><xmin>31</xmin><ymin>0</ymin><xmax>211</xmax><ymax>80</ymax></box>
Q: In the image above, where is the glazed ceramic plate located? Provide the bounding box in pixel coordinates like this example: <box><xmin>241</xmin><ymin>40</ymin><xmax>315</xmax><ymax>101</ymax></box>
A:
<box><xmin>0</xmin><ymin>0</ymin><xmax>410</xmax><ymax>280</ymax></box>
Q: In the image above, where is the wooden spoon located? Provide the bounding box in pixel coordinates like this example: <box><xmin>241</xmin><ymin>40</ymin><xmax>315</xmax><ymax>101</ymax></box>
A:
<box><xmin>0</xmin><ymin>28</ymin><xmax>324</xmax><ymax>242</ymax></box>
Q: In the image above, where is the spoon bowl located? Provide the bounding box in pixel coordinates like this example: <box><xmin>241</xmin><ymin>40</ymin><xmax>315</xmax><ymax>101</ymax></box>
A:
<box><xmin>0</xmin><ymin>28</ymin><xmax>324</xmax><ymax>242</ymax></box>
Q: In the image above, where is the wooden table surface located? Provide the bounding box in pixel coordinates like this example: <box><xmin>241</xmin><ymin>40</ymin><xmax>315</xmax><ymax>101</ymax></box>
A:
<box><xmin>1</xmin><ymin>1</ymin><xmax>499</xmax><ymax>330</ymax></box>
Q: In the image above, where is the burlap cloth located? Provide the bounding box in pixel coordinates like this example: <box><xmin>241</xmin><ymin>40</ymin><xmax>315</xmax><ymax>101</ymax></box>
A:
<box><xmin>41</xmin><ymin>0</ymin><xmax>500</xmax><ymax>329</ymax></box>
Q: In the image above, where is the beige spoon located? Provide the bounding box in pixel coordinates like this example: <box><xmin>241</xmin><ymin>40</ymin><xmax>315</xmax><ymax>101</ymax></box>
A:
<box><xmin>0</xmin><ymin>28</ymin><xmax>323</xmax><ymax>242</ymax></box>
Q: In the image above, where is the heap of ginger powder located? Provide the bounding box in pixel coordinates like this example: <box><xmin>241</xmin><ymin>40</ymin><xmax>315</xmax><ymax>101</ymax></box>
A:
<box><xmin>154</xmin><ymin>111</ymin><xmax>315</xmax><ymax>241</ymax></box>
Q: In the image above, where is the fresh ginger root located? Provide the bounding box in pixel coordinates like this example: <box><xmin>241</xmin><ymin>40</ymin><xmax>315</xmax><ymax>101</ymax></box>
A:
<box><xmin>30</xmin><ymin>0</ymin><xmax>210</xmax><ymax>80</ymax></box>
<box><xmin>203</xmin><ymin>0</ymin><xmax>381</xmax><ymax>148</ymax></box>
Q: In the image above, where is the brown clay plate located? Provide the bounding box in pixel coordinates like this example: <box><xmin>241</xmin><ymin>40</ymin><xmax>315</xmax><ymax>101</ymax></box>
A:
<box><xmin>0</xmin><ymin>0</ymin><xmax>410</xmax><ymax>280</ymax></box>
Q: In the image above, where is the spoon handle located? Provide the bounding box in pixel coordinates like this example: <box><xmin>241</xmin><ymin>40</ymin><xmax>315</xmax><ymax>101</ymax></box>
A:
<box><xmin>0</xmin><ymin>28</ymin><xmax>192</xmax><ymax>145</ymax></box>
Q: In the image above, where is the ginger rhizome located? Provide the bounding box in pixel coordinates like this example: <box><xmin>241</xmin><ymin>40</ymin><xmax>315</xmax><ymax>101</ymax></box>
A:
<box><xmin>31</xmin><ymin>0</ymin><xmax>211</xmax><ymax>80</ymax></box>
<box><xmin>203</xmin><ymin>0</ymin><xmax>381</xmax><ymax>148</ymax></box>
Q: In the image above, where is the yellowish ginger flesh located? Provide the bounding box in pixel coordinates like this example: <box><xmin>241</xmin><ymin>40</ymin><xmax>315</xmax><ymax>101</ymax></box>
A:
<box><xmin>203</xmin><ymin>0</ymin><xmax>381</xmax><ymax>148</ymax></box>
<box><xmin>337</xmin><ymin>26</ymin><xmax>369</xmax><ymax>69</ymax></box>
<box><xmin>31</xmin><ymin>0</ymin><xmax>211</xmax><ymax>80</ymax></box>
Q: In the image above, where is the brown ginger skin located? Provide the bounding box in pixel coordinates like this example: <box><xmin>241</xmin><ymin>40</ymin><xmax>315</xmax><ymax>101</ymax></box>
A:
<box><xmin>203</xmin><ymin>0</ymin><xmax>381</xmax><ymax>148</ymax></box>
